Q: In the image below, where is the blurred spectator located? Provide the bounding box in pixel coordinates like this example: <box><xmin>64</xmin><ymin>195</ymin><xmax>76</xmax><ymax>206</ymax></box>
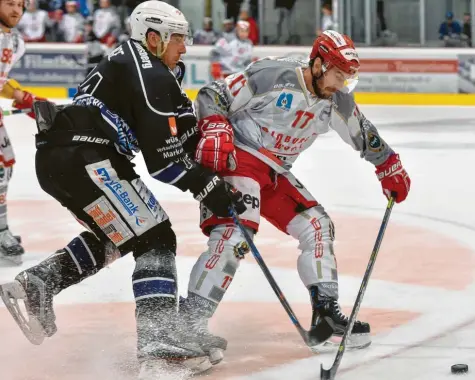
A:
<box><xmin>57</xmin><ymin>0</ymin><xmax>85</xmax><ymax>42</ymax></box>
<box><xmin>77</xmin><ymin>0</ymin><xmax>90</xmax><ymax>17</ymax></box>
<box><xmin>117</xmin><ymin>16</ymin><xmax>131</xmax><ymax>44</ymax></box>
<box><xmin>193</xmin><ymin>17</ymin><xmax>220</xmax><ymax>45</ymax></box>
<box><xmin>273</xmin><ymin>0</ymin><xmax>296</xmax><ymax>45</ymax></box>
<box><xmin>221</xmin><ymin>18</ymin><xmax>235</xmax><ymax>42</ymax></box>
<box><xmin>85</xmin><ymin>16</ymin><xmax>105</xmax><ymax>74</ymax></box>
<box><xmin>463</xmin><ymin>12</ymin><xmax>471</xmax><ymax>46</ymax></box>
<box><xmin>223</xmin><ymin>0</ymin><xmax>243</xmax><ymax>23</ymax></box>
<box><xmin>238</xmin><ymin>8</ymin><xmax>258</xmax><ymax>45</ymax></box>
<box><xmin>373</xmin><ymin>0</ymin><xmax>398</xmax><ymax>46</ymax></box>
<box><xmin>17</xmin><ymin>0</ymin><xmax>52</xmax><ymax>42</ymax></box>
<box><xmin>249</xmin><ymin>0</ymin><xmax>258</xmax><ymax>21</ymax></box>
<box><xmin>210</xmin><ymin>20</ymin><xmax>253</xmax><ymax>80</ymax></box>
<box><xmin>439</xmin><ymin>11</ymin><xmax>465</xmax><ymax>47</ymax></box>
<box><xmin>92</xmin><ymin>0</ymin><xmax>121</xmax><ymax>47</ymax></box>
<box><xmin>318</xmin><ymin>1</ymin><xmax>334</xmax><ymax>36</ymax></box>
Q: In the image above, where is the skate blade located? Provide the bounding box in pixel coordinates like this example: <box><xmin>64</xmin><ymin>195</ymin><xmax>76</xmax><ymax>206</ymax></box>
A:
<box><xmin>138</xmin><ymin>357</ymin><xmax>212</xmax><ymax>380</ymax></box>
<box><xmin>168</xmin><ymin>356</ymin><xmax>213</xmax><ymax>375</ymax></box>
<box><xmin>0</xmin><ymin>281</ymin><xmax>46</xmax><ymax>345</ymax></box>
<box><xmin>208</xmin><ymin>348</ymin><xmax>224</xmax><ymax>365</ymax></box>
<box><xmin>309</xmin><ymin>333</ymin><xmax>371</xmax><ymax>354</ymax></box>
<box><xmin>323</xmin><ymin>333</ymin><xmax>372</xmax><ymax>350</ymax></box>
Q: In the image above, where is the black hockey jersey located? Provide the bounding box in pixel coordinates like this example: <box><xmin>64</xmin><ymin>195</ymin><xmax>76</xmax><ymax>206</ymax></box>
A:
<box><xmin>72</xmin><ymin>39</ymin><xmax>199</xmax><ymax>187</ymax></box>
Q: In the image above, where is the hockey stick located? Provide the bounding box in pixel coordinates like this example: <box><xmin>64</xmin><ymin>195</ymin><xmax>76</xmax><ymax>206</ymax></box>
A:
<box><xmin>3</xmin><ymin>108</ymin><xmax>32</xmax><ymax>116</ymax></box>
<box><xmin>229</xmin><ymin>206</ymin><xmax>335</xmax><ymax>348</ymax></box>
<box><xmin>320</xmin><ymin>194</ymin><xmax>396</xmax><ymax>380</ymax></box>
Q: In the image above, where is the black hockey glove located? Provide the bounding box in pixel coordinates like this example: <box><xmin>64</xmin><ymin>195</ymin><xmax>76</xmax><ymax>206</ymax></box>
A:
<box><xmin>192</xmin><ymin>174</ymin><xmax>246</xmax><ymax>218</ymax></box>
<box><xmin>170</xmin><ymin>157</ymin><xmax>246</xmax><ymax>217</ymax></box>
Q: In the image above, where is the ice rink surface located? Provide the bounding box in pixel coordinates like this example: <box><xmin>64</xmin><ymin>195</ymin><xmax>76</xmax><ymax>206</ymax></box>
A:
<box><xmin>0</xmin><ymin>103</ymin><xmax>474</xmax><ymax>380</ymax></box>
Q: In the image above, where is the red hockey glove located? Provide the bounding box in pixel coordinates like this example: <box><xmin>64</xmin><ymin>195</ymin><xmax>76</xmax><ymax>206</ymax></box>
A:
<box><xmin>105</xmin><ymin>34</ymin><xmax>116</xmax><ymax>47</ymax></box>
<box><xmin>13</xmin><ymin>91</ymin><xmax>46</xmax><ymax>120</ymax></box>
<box><xmin>375</xmin><ymin>154</ymin><xmax>411</xmax><ymax>203</ymax></box>
<box><xmin>195</xmin><ymin>115</ymin><xmax>237</xmax><ymax>172</ymax></box>
<box><xmin>211</xmin><ymin>62</ymin><xmax>222</xmax><ymax>80</ymax></box>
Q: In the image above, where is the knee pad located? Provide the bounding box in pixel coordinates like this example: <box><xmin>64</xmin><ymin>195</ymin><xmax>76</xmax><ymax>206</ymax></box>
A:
<box><xmin>64</xmin><ymin>231</ymin><xmax>109</xmax><ymax>276</ymax></box>
<box><xmin>287</xmin><ymin>205</ymin><xmax>338</xmax><ymax>299</ymax></box>
<box><xmin>132</xmin><ymin>249</ymin><xmax>177</xmax><ymax>309</ymax></box>
<box><xmin>187</xmin><ymin>224</ymin><xmax>251</xmax><ymax>311</ymax></box>
<box><xmin>132</xmin><ymin>220</ymin><xmax>177</xmax><ymax>259</ymax></box>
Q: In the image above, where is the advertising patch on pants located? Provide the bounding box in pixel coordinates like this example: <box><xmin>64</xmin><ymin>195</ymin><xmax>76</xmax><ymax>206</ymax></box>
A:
<box><xmin>86</xmin><ymin>159</ymin><xmax>161</xmax><ymax>236</ymax></box>
<box><xmin>84</xmin><ymin>196</ymin><xmax>133</xmax><ymax>246</ymax></box>
<box><xmin>131</xmin><ymin>178</ymin><xmax>168</xmax><ymax>223</ymax></box>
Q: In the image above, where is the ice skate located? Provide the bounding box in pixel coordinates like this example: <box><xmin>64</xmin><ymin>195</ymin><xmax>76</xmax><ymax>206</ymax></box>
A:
<box><xmin>137</xmin><ymin>309</ymin><xmax>212</xmax><ymax>377</ymax></box>
<box><xmin>0</xmin><ymin>228</ymin><xmax>24</xmax><ymax>265</ymax></box>
<box><xmin>0</xmin><ymin>265</ymin><xmax>58</xmax><ymax>345</ymax></box>
<box><xmin>180</xmin><ymin>313</ymin><xmax>227</xmax><ymax>365</ymax></box>
<box><xmin>309</xmin><ymin>290</ymin><xmax>371</xmax><ymax>352</ymax></box>
<box><xmin>179</xmin><ymin>296</ymin><xmax>227</xmax><ymax>365</ymax></box>
<box><xmin>137</xmin><ymin>328</ymin><xmax>212</xmax><ymax>378</ymax></box>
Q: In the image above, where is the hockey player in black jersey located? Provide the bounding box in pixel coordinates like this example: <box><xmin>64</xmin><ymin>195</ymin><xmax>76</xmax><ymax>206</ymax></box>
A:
<box><xmin>0</xmin><ymin>1</ymin><xmax>245</xmax><ymax>378</ymax></box>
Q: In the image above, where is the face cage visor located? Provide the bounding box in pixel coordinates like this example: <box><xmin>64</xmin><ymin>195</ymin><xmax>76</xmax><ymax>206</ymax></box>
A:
<box><xmin>321</xmin><ymin>61</ymin><xmax>359</xmax><ymax>94</ymax></box>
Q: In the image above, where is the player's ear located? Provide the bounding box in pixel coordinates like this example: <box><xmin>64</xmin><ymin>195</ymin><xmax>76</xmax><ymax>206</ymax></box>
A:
<box><xmin>312</xmin><ymin>57</ymin><xmax>322</xmax><ymax>73</ymax></box>
<box><xmin>146</xmin><ymin>31</ymin><xmax>161</xmax><ymax>50</ymax></box>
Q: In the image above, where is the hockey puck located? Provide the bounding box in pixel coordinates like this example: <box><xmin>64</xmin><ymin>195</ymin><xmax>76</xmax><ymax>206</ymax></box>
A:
<box><xmin>451</xmin><ymin>364</ymin><xmax>469</xmax><ymax>374</ymax></box>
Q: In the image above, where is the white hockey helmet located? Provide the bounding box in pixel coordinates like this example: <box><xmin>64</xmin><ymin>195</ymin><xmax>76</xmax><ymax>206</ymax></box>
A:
<box><xmin>129</xmin><ymin>0</ymin><xmax>193</xmax><ymax>45</ymax></box>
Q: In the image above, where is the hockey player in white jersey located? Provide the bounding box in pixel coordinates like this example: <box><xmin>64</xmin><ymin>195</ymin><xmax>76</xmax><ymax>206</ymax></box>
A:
<box><xmin>0</xmin><ymin>0</ymin><xmax>45</xmax><ymax>264</ymax></box>
<box><xmin>181</xmin><ymin>30</ymin><xmax>411</xmax><ymax>362</ymax></box>
<box><xmin>210</xmin><ymin>20</ymin><xmax>253</xmax><ymax>80</ymax></box>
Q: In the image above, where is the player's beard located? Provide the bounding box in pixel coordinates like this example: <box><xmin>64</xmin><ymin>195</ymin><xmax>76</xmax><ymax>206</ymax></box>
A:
<box><xmin>311</xmin><ymin>66</ymin><xmax>332</xmax><ymax>99</ymax></box>
<box><xmin>0</xmin><ymin>14</ymin><xmax>18</xmax><ymax>29</ymax></box>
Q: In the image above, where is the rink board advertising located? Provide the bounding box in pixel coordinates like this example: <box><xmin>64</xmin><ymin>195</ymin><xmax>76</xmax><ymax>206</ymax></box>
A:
<box><xmin>12</xmin><ymin>43</ymin><xmax>475</xmax><ymax>94</ymax></box>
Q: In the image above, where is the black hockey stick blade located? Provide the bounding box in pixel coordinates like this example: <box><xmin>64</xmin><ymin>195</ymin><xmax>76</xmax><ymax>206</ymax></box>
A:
<box><xmin>320</xmin><ymin>363</ymin><xmax>336</xmax><ymax>380</ymax></box>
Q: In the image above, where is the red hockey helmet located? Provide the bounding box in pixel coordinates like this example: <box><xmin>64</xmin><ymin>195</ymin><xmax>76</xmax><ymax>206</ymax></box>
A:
<box><xmin>310</xmin><ymin>30</ymin><xmax>360</xmax><ymax>92</ymax></box>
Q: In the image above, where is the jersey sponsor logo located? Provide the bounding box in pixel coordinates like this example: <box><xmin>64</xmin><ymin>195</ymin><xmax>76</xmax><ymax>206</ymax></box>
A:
<box><xmin>87</xmin><ymin>160</ymin><xmax>161</xmax><ymax>236</ymax></box>
<box><xmin>93</xmin><ymin>167</ymin><xmax>141</xmax><ymax>219</ymax></box>
<box><xmin>242</xmin><ymin>194</ymin><xmax>260</xmax><ymax>209</ymax></box>
<box><xmin>72</xmin><ymin>135</ymin><xmax>110</xmax><ymax>145</ymax></box>
<box><xmin>157</xmin><ymin>137</ymin><xmax>185</xmax><ymax>159</ymax></box>
<box><xmin>262</xmin><ymin>127</ymin><xmax>316</xmax><ymax>153</ymax></box>
<box><xmin>84</xmin><ymin>196</ymin><xmax>133</xmax><ymax>246</ymax></box>
<box><xmin>131</xmin><ymin>178</ymin><xmax>168</xmax><ymax>223</ymax></box>
<box><xmin>275</xmin><ymin>92</ymin><xmax>293</xmax><ymax>111</ymax></box>
<box><xmin>168</xmin><ymin>116</ymin><xmax>177</xmax><ymax>136</ymax></box>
